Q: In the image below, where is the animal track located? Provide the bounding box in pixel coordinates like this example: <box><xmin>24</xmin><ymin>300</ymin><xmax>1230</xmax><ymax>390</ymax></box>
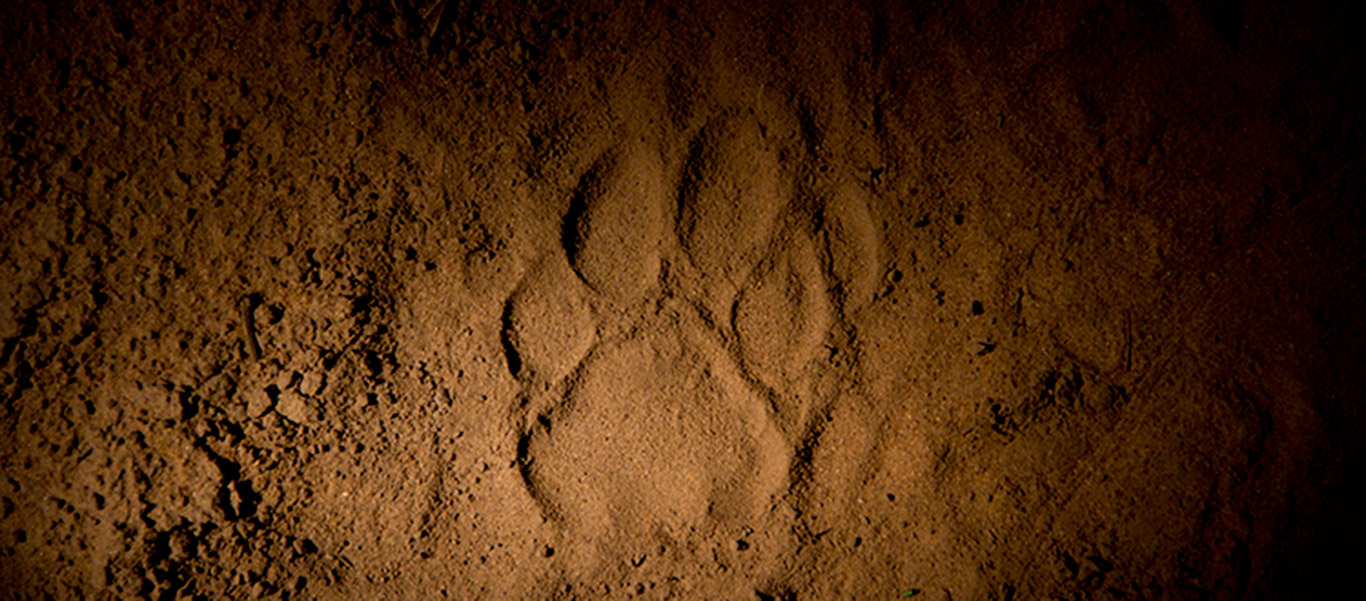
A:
<box><xmin>503</xmin><ymin>113</ymin><xmax>880</xmax><ymax>549</ymax></box>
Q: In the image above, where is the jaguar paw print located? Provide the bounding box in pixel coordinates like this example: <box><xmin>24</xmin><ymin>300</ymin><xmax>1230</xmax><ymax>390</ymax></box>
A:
<box><xmin>502</xmin><ymin>112</ymin><xmax>880</xmax><ymax>558</ymax></box>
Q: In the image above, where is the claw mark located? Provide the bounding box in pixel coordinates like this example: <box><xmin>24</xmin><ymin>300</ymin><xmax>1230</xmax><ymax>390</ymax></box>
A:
<box><xmin>238</xmin><ymin>293</ymin><xmax>262</xmax><ymax>361</ymax></box>
<box><xmin>499</xmin><ymin>300</ymin><xmax>522</xmax><ymax>378</ymax></box>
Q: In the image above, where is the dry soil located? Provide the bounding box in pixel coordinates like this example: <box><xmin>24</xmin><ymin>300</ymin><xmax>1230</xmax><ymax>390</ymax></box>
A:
<box><xmin>2</xmin><ymin>0</ymin><xmax>1364</xmax><ymax>599</ymax></box>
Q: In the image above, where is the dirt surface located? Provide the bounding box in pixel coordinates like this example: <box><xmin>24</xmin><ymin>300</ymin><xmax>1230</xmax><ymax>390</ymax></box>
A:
<box><xmin>2</xmin><ymin>0</ymin><xmax>1364</xmax><ymax>598</ymax></box>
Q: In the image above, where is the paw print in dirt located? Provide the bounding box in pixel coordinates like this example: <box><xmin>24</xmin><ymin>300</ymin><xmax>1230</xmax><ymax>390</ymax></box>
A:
<box><xmin>502</xmin><ymin>111</ymin><xmax>880</xmax><ymax>548</ymax></box>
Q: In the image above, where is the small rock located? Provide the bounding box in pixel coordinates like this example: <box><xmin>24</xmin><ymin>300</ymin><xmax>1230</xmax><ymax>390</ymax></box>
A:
<box><xmin>167</xmin><ymin>529</ymin><xmax>198</xmax><ymax>562</ymax></box>
<box><xmin>275</xmin><ymin>370</ymin><xmax>297</xmax><ymax>391</ymax></box>
<box><xmin>246</xmin><ymin>386</ymin><xmax>276</xmax><ymax>419</ymax></box>
<box><xmin>299</xmin><ymin>371</ymin><xmax>326</xmax><ymax>397</ymax></box>
<box><xmin>276</xmin><ymin>390</ymin><xmax>310</xmax><ymax>424</ymax></box>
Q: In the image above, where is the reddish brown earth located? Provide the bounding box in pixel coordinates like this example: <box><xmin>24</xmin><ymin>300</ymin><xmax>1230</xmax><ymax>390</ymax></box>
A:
<box><xmin>2</xmin><ymin>1</ymin><xmax>1363</xmax><ymax>599</ymax></box>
